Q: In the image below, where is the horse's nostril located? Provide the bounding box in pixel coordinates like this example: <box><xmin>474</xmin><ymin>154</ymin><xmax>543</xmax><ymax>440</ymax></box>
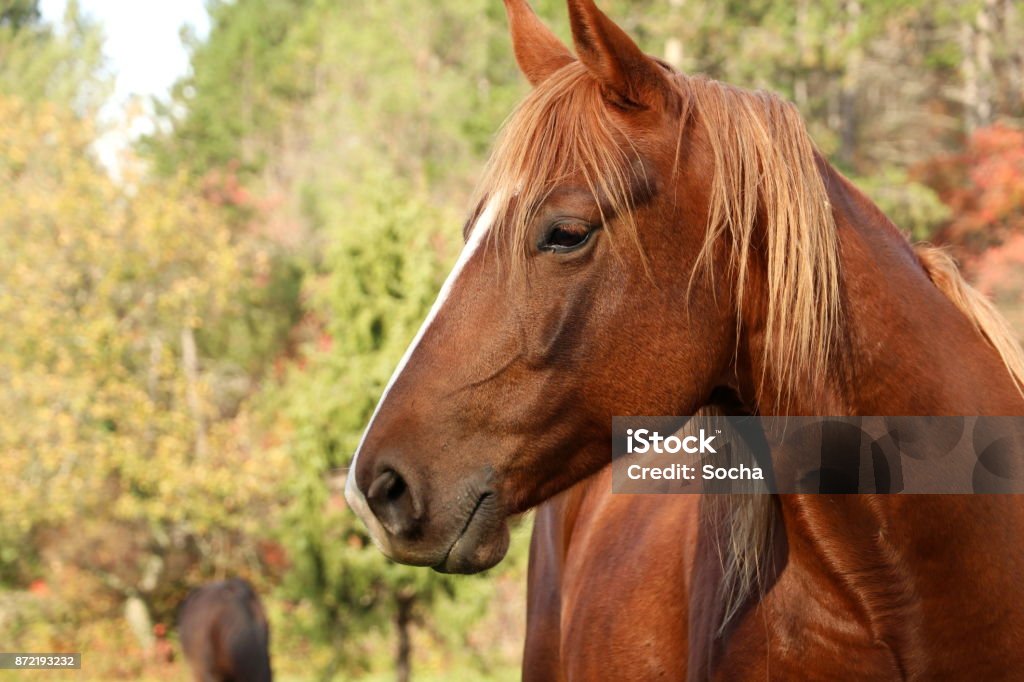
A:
<box><xmin>367</xmin><ymin>469</ymin><xmax>399</xmax><ymax>500</ymax></box>
<box><xmin>365</xmin><ymin>466</ymin><xmax>422</xmax><ymax>538</ymax></box>
<box><xmin>385</xmin><ymin>473</ymin><xmax>406</xmax><ymax>502</ymax></box>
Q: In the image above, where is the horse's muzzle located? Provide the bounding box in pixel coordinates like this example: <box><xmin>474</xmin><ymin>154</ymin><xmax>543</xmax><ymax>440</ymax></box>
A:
<box><xmin>432</xmin><ymin>490</ymin><xmax>510</xmax><ymax>574</ymax></box>
<box><xmin>346</xmin><ymin>459</ymin><xmax>510</xmax><ymax>573</ymax></box>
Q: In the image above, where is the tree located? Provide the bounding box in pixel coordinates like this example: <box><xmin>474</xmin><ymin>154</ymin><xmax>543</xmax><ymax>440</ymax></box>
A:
<box><xmin>265</xmin><ymin>169</ymin><xmax>465</xmax><ymax>680</ymax></box>
<box><xmin>918</xmin><ymin>122</ymin><xmax>1024</xmax><ymax>252</ymax></box>
<box><xmin>1</xmin><ymin>0</ymin><xmax>40</xmax><ymax>29</ymax></box>
<box><xmin>0</xmin><ymin>0</ymin><xmax>108</xmax><ymax>112</ymax></box>
<box><xmin>0</xmin><ymin>95</ymin><xmax>290</xmax><ymax>659</ymax></box>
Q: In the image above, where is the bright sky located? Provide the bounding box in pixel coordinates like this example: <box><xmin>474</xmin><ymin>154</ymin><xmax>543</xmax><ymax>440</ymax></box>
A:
<box><xmin>39</xmin><ymin>0</ymin><xmax>211</xmax><ymax>175</ymax></box>
<box><xmin>40</xmin><ymin>0</ymin><xmax>210</xmax><ymax>104</ymax></box>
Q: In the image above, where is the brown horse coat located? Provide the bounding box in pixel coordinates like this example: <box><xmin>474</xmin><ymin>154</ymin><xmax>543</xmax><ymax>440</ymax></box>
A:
<box><xmin>525</xmin><ymin>469</ymin><xmax>699</xmax><ymax>681</ymax></box>
<box><xmin>523</xmin><ymin>158</ymin><xmax>1024</xmax><ymax>681</ymax></box>
<box><xmin>178</xmin><ymin>578</ymin><xmax>272</xmax><ymax>682</ymax></box>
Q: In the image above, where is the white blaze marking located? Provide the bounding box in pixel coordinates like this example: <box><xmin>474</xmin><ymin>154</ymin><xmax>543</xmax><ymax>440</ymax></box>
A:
<box><xmin>345</xmin><ymin>194</ymin><xmax>502</xmax><ymax>546</ymax></box>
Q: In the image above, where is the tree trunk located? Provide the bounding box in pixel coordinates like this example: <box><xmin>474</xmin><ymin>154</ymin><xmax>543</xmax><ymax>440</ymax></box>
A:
<box><xmin>124</xmin><ymin>595</ymin><xmax>154</xmax><ymax>651</ymax></box>
<box><xmin>838</xmin><ymin>0</ymin><xmax>862</xmax><ymax>168</ymax></box>
<box><xmin>664</xmin><ymin>0</ymin><xmax>684</xmax><ymax>68</ymax></box>
<box><xmin>395</xmin><ymin>592</ymin><xmax>415</xmax><ymax>682</ymax></box>
<box><xmin>181</xmin><ymin>325</ymin><xmax>207</xmax><ymax>461</ymax></box>
<box><xmin>962</xmin><ymin>0</ymin><xmax>997</xmax><ymax>134</ymax></box>
<box><xmin>793</xmin><ymin>0</ymin><xmax>809</xmax><ymax>112</ymax></box>
<box><xmin>999</xmin><ymin>0</ymin><xmax>1022</xmax><ymax>117</ymax></box>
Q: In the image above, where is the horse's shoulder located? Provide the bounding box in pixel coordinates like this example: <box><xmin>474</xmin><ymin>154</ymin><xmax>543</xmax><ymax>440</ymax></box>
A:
<box><xmin>528</xmin><ymin>476</ymin><xmax>699</xmax><ymax>680</ymax></box>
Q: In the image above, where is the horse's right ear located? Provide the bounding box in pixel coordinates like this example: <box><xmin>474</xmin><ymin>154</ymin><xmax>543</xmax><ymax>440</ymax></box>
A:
<box><xmin>567</xmin><ymin>0</ymin><xmax>671</xmax><ymax>110</ymax></box>
<box><xmin>504</xmin><ymin>0</ymin><xmax>575</xmax><ymax>86</ymax></box>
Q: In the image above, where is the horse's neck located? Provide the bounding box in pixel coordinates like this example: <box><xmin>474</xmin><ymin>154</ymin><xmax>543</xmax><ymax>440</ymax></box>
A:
<box><xmin>754</xmin><ymin>162</ymin><xmax>1024</xmax><ymax>665</ymax></box>
<box><xmin>745</xmin><ymin>160</ymin><xmax>1024</xmax><ymax>417</ymax></box>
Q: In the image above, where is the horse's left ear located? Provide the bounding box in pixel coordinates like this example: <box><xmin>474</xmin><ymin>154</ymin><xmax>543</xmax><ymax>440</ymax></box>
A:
<box><xmin>567</xmin><ymin>0</ymin><xmax>671</xmax><ymax>110</ymax></box>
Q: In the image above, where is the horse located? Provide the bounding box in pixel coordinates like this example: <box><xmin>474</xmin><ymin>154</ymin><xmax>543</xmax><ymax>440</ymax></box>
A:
<box><xmin>345</xmin><ymin>0</ymin><xmax>1024</xmax><ymax>678</ymax></box>
<box><xmin>178</xmin><ymin>578</ymin><xmax>272</xmax><ymax>682</ymax></box>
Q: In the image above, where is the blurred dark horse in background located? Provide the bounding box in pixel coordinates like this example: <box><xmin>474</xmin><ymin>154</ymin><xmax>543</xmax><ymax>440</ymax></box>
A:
<box><xmin>178</xmin><ymin>578</ymin><xmax>272</xmax><ymax>682</ymax></box>
<box><xmin>346</xmin><ymin>0</ymin><xmax>1024</xmax><ymax>679</ymax></box>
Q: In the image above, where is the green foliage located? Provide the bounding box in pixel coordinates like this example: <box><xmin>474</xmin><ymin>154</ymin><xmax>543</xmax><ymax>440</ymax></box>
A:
<box><xmin>1</xmin><ymin>0</ymin><xmax>40</xmax><ymax>29</ymax></box>
<box><xmin>146</xmin><ymin>0</ymin><xmax>322</xmax><ymax>178</ymax></box>
<box><xmin>0</xmin><ymin>94</ymin><xmax>291</xmax><ymax>615</ymax></box>
<box><xmin>261</xmin><ymin>169</ymin><xmax>461</xmax><ymax>672</ymax></box>
<box><xmin>0</xmin><ymin>0</ymin><xmax>108</xmax><ymax>112</ymax></box>
<box><xmin>855</xmin><ymin>168</ymin><xmax>951</xmax><ymax>242</ymax></box>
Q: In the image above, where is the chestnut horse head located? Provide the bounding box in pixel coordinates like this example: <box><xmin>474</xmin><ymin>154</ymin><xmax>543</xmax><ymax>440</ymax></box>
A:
<box><xmin>346</xmin><ymin>0</ymin><xmax>1024</xmax><ymax>574</ymax></box>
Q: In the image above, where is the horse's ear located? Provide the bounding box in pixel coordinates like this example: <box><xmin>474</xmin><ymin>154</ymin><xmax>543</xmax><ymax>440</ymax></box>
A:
<box><xmin>566</xmin><ymin>0</ymin><xmax>670</xmax><ymax>109</ymax></box>
<box><xmin>504</xmin><ymin>0</ymin><xmax>575</xmax><ymax>86</ymax></box>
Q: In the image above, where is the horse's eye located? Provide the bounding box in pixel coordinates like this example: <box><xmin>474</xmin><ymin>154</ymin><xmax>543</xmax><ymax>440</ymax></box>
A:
<box><xmin>540</xmin><ymin>222</ymin><xmax>593</xmax><ymax>253</ymax></box>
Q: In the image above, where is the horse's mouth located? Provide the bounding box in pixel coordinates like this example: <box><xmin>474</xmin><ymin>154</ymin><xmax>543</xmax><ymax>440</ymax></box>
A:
<box><xmin>432</xmin><ymin>491</ymin><xmax>510</xmax><ymax>574</ymax></box>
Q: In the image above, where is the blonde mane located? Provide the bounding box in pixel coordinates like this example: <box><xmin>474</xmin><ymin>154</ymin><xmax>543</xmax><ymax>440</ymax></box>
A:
<box><xmin>915</xmin><ymin>245</ymin><xmax>1024</xmax><ymax>393</ymax></box>
<box><xmin>476</xmin><ymin>61</ymin><xmax>1024</xmax><ymax>634</ymax></box>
